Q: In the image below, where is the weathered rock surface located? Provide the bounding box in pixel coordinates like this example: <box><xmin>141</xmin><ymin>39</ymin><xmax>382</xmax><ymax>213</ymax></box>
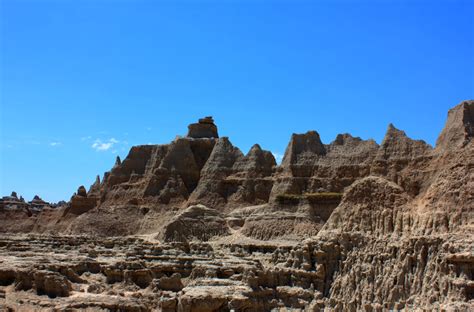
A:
<box><xmin>159</xmin><ymin>205</ymin><xmax>230</xmax><ymax>242</ymax></box>
<box><xmin>436</xmin><ymin>100</ymin><xmax>474</xmax><ymax>150</ymax></box>
<box><xmin>270</xmin><ymin>131</ymin><xmax>379</xmax><ymax>200</ymax></box>
<box><xmin>67</xmin><ymin>185</ymin><xmax>98</xmax><ymax>215</ymax></box>
<box><xmin>0</xmin><ymin>192</ymin><xmax>62</xmax><ymax>233</ymax></box>
<box><xmin>187</xmin><ymin>116</ymin><xmax>219</xmax><ymax>139</ymax></box>
<box><xmin>1</xmin><ymin>101</ymin><xmax>473</xmax><ymax>311</ymax></box>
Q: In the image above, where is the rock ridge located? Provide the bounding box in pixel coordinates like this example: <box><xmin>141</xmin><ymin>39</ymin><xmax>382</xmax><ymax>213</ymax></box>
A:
<box><xmin>1</xmin><ymin>101</ymin><xmax>473</xmax><ymax>311</ymax></box>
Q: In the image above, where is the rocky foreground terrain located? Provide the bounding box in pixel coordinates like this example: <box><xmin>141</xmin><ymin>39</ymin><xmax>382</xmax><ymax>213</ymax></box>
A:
<box><xmin>1</xmin><ymin>102</ymin><xmax>473</xmax><ymax>311</ymax></box>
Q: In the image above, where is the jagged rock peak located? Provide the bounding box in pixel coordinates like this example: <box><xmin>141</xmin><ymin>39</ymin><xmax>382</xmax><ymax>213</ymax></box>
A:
<box><xmin>329</xmin><ymin>133</ymin><xmax>378</xmax><ymax>152</ymax></box>
<box><xmin>10</xmin><ymin>191</ymin><xmax>18</xmax><ymax>199</ymax></box>
<box><xmin>232</xmin><ymin>143</ymin><xmax>276</xmax><ymax>177</ymax></box>
<box><xmin>281</xmin><ymin>130</ymin><xmax>326</xmax><ymax>166</ymax></box>
<box><xmin>332</xmin><ymin>133</ymin><xmax>361</xmax><ymax>145</ymax></box>
<box><xmin>246</xmin><ymin>143</ymin><xmax>275</xmax><ymax>160</ymax></box>
<box><xmin>381</xmin><ymin>123</ymin><xmax>409</xmax><ymax>145</ymax></box>
<box><xmin>199</xmin><ymin>137</ymin><xmax>243</xmax><ymax>176</ymax></box>
<box><xmin>248</xmin><ymin>143</ymin><xmax>263</xmax><ymax>153</ymax></box>
<box><xmin>187</xmin><ymin>116</ymin><xmax>219</xmax><ymax>139</ymax></box>
<box><xmin>247</xmin><ymin>143</ymin><xmax>276</xmax><ymax>162</ymax></box>
<box><xmin>77</xmin><ymin>186</ymin><xmax>87</xmax><ymax>197</ymax></box>
<box><xmin>436</xmin><ymin>100</ymin><xmax>474</xmax><ymax>150</ymax></box>
<box><xmin>30</xmin><ymin>195</ymin><xmax>48</xmax><ymax>206</ymax></box>
<box><xmin>88</xmin><ymin>175</ymin><xmax>101</xmax><ymax>196</ymax></box>
<box><xmin>332</xmin><ymin>133</ymin><xmax>362</xmax><ymax>145</ymax></box>
<box><xmin>377</xmin><ymin>123</ymin><xmax>431</xmax><ymax>160</ymax></box>
<box><xmin>114</xmin><ymin>156</ymin><xmax>121</xmax><ymax>166</ymax></box>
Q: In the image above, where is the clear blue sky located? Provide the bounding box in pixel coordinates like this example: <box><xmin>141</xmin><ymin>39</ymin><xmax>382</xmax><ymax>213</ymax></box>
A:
<box><xmin>1</xmin><ymin>0</ymin><xmax>473</xmax><ymax>202</ymax></box>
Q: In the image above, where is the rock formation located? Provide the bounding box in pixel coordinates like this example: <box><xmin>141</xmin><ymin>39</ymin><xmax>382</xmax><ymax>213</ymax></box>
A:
<box><xmin>159</xmin><ymin>204</ymin><xmax>230</xmax><ymax>242</ymax></box>
<box><xmin>436</xmin><ymin>100</ymin><xmax>474</xmax><ymax>150</ymax></box>
<box><xmin>0</xmin><ymin>101</ymin><xmax>473</xmax><ymax>311</ymax></box>
<box><xmin>187</xmin><ymin>116</ymin><xmax>219</xmax><ymax>139</ymax></box>
<box><xmin>0</xmin><ymin>192</ymin><xmax>62</xmax><ymax>234</ymax></box>
<box><xmin>67</xmin><ymin>185</ymin><xmax>98</xmax><ymax>215</ymax></box>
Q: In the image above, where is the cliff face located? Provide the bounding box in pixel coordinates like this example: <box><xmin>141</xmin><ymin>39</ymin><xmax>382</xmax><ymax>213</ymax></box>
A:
<box><xmin>282</xmin><ymin>101</ymin><xmax>474</xmax><ymax>310</ymax></box>
<box><xmin>0</xmin><ymin>101</ymin><xmax>472</xmax><ymax>311</ymax></box>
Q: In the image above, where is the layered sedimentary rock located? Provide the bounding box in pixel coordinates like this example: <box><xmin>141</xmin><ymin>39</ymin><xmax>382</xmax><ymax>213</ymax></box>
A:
<box><xmin>67</xmin><ymin>186</ymin><xmax>98</xmax><ymax>215</ymax></box>
<box><xmin>31</xmin><ymin>117</ymin><xmax>275</xmax><ymax>236</ymax></box>
<box><xmin>0</xmin><ymin>192</ymin><xmax>29</xmax><ymax>211</ymax></box>
<box><xmin>0</xmin><ymin>192</ymin><xmax>63</xmax><ymax>234</ymax></box>
<box><xmin>271</xmin><ymin>131</ymin><xmax>379</xmax><ymax>198</ymax></box>
<box><xmin>0</xmin><ymin>192</ymin><xmax>53</xmax><ymax>212</ymax></box>
<box><xmin>436</xmin><ymin>100</ymin><xmax>474</xmax><ymax>150</ymax></box>
<box><xmin>187</xmin><ymin>116</ymin><xmax>219</xmax><ymax>139</ymax></box>
<box><xmin>1</xmin><ymin>101</ymin><xmax>473</xmax><ymax>311</ymax></box>
<box><xmin>187</xmin><ymin>140</ymin><xmax>276</xmax><ymax>210</ymax></box>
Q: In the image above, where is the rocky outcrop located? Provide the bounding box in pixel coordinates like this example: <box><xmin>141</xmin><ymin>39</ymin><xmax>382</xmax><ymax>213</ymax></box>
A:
<box><xmin>322</xmin><ymin>176</ymin><xmax>410</xmax><ymax>235</ymax></box>
<box><xmin>155</xmin><ymin>273</ymin><xmax>184</xmax><ymax>292</ymax></box>
<box><xmin>159</xmin><ymin>205</ymin><xmax>230</xmax><ymax>242</ymax></box>
<box><xmin>88</xmin><ymin>175</ymin><xmax>101</xmax><ymax>197</ymax></box>
<box><xmin>271</xmin><ymin>121</ymin><xmax>435</xmax><ymax>203</ymax></box>
<box><xmin>1</xmin><ymin>101</ymin><xmax>473</xmax><ymax>311</ymax></box>
<box><xmin>187</xmin><ymin>116</ymin><xmax>219</xmax><ymax>139</ymax></box>
<box><xmin>0</xmin><ymin>192</ymin><xmax>60</xmax><ymax>233</ymax></box>
<box><xmin>0</xmin><ymin>235</ymin><xmax>329</xmax><ymax>311</ymax></box>
<box><xmin>375</xmin><ymin>124</ymin><xmax>432</xmax><ymax>161</ymax></box>
<box><xmin>270</xmin><ymin>131</ymin><xmax>379</xmax><ymax>199</ymax></box>
<box><xmin>187</xmin><ymin>138</ymin><xmax>276</xmax><ymax>210</ymax></box>
<box><xmin>436</xmin><ymin>100</ymin><xmax>474</xmax><ymax>150</ymax></box>
<box><xmin>79</xmin><ymin>125</ymin><xmax>274</xmax><ymax>218</ymax></box>
<box><xmin>370</xmin><ymin>124</ymin><xmax>433</xmax><ymax>196</ymax></box>
<box><xmin>29</xmin><ymin>195</ymin><xmax>48</xmax><ymax>208</ymax></box>
<box><xmin>0</xmin><ymin>192</ymin><xmax>29</xmax><ymax>211</ymax></box>
<box><xmin>67</xmin><ymin>186</ymin><xmax>98</xmax><ymax>215</ymax></box>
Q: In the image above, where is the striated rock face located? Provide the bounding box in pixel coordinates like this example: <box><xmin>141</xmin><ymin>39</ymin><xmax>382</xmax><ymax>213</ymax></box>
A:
<box><xmin>436</xmin><ymin>100</ymin><xmax>474</xmax><ymax>150</ymax></box>
<box><xmin>271</xmin><ymin>131</ymin><xmax>379</xmax><ymax>199</ymax></box>
<box><xmin>186</xmin><ymin>138</ymin><xmax>276</xmax><ymax>210</ymax></box>
<box><xmin>1</xmin><ymin>102</ymin><xmax>473</xmax><ymax>311</ymax></box>
<box><xmin>375</xmin><ymin>124</ymin><xmax>431</xmax><ymax>161</ymax></box>
<box><xmin>186</xmin><ymin>137</ymin><xmax>244</xmax><ymax>208</ymax></box>
<box><xmin>271</xmin><ymin>121</ymin><xmax>435</xmax><ymax>204</ymax></box>
<box><xmin>280</xmin><ymin>130</ymin><xmax>327</xmax><ymax>171</ymax></box>
<box><xmin>322</xmin><ymin>176</ymin><xmax>410</xmax><ymax>235</ymax></box>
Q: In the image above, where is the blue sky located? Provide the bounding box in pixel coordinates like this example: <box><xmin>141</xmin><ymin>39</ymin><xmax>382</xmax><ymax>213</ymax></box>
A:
<box><xmin>1</xmin><ymin>0</ymin><xmax>473</xmax><ymax>202</ymax></box>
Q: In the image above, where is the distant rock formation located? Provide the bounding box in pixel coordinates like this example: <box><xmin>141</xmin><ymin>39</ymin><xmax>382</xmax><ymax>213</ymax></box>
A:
<box><xmin>65</xmin><ymin>118</ymin><xmax>276</xmax><ymax>226</ymax></box>
<box><xmin>0</xmin><ymin>192</ymin><xmax>52</xmax><ymax>212</ymax></box>
<box><xmin>29</xmin><ymin>195</ymin><xmax>50</xmax><ymax>212</ymax></box>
